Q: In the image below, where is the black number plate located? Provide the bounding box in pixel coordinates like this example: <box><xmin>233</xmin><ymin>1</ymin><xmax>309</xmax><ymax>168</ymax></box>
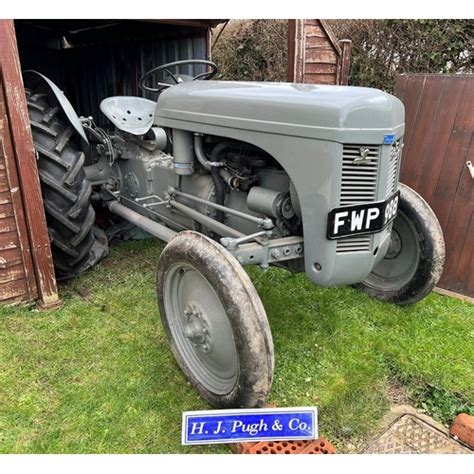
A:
<box><xmin>327</xmin><ymin>191</ymin><xmax>400</xmax><ymax>239</ymax></box>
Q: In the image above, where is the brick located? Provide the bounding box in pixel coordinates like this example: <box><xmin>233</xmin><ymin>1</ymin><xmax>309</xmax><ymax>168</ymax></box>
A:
<box><xmin>300</xmin><ymin>438</ymin><xmax>336</xmax><ymax>454</ymax></box>
<box><xmin>230</xmin><ymin>437</ymin><xmax>336</xmax><ymax>455</ymax></box>
<box><xmin>248</xmin><ymin>440</ymin><xmax>307</xmax><ymax>454</ymax></box>
<box><xmin>450</xmin><ymin>413</ymin><xmax>474</xmax><ymax>449</ymax></box>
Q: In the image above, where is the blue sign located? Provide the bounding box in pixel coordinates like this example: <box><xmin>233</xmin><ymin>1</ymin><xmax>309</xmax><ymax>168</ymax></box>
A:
<box><xmin>383</xmin><ymin>134</ymin><xmax>396</xmax><ymax>145</ymax></box>
<box><xmin>182</xmin><ymin>407</ymin><xmax>318</xmax><ymax>445</ymax></box>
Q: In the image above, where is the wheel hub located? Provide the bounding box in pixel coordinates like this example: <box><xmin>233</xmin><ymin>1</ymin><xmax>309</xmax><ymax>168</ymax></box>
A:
<box><xmin>385</xmin><ymin>229</ymin><xmax>402</xmax><ymax>259</ymax></box>
<box><xmin>182</xmin><ymin>304</ymin><xmax>212</xmax><ymax>353</ymax></box>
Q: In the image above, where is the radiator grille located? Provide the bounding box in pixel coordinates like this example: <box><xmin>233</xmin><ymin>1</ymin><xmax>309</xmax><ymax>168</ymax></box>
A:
<box><xmin>386</xmin><ymin>139</ymin><xmax>402</xmax><ymax>197</ymax></box>
<box><xmin>336</xmin><ymin>145</ymin><xmax>380</xmax><ymax>253</ymax></box>
<box><xmin>340</xmin><ymin>145</ymin><xmax>379</xmax><ymax>206</ymax></box>
<box><xmin>335</xmin><ymin>234</ymin><xmax>372</xmax><ymax>253</ymax></box>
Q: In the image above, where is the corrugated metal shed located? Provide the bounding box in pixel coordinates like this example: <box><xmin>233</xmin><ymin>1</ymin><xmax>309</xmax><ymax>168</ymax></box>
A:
<box><xmin>15</xmin><ymin>20</ymin><xmax>215</xmax><ymax>127</ymax></box>
<box><xmin>287</xmin><ymin>19</ymin><xmax>351</xmax><ymax>85</ymax></box>
<box><xmin>0</xmin><ymin>19</ymin><xmax>218</xmax><ymax>307</ymax></box>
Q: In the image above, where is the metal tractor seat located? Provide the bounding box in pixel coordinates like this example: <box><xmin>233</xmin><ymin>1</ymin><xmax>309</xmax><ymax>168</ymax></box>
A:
<box><xmin>100</xmin><ymin>96</ymin><xmax>156</xmax><ymax>136</ymax></box>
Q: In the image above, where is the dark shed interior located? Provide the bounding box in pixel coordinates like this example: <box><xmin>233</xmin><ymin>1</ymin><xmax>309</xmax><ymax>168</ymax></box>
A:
<box><xmin>14</xmin><ymin>20</ymin><xmax>221</xmax><ymax>127</ymax></box>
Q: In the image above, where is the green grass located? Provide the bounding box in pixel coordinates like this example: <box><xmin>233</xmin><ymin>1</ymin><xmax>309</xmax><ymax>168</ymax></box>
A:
<box><xmin>0</xmin><ymin>239</ymin><xmax>473</xmax><ymax>453</ymax></box>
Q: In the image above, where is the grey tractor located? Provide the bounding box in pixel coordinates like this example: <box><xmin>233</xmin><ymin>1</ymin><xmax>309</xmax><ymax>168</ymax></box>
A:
<box><xmin>23</xmin><ymin>59</ymin><xmax>445</xmax><ymax>408</ymax></box>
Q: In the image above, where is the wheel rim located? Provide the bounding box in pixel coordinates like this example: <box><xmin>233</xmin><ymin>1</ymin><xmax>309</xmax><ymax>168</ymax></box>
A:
<box><xmin>363</xmin><ymin>210</ymin><xmax>420</xmax><ymax>292</ymax></box>
<box><xmin>163</xmin><ymin>263</ymin><xmax>239</xmax><ymax>395</ymax></box>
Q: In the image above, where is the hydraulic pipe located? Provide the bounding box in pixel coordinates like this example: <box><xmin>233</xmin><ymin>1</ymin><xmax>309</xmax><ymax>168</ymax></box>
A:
<box><xmin>107</xmin><ymin>201</ymin><xmax>177</xmax><ymax>242</ymax></box>
<box><xmin>169</xmin><ymin>187</ymin><xmax>274</xmax><ymax>229</ymax></box>
<box><xmin>193</xmin><ymin>134</ymin><xmax>226</xmax><ymax>170</ymax></box>
<box><xmin>168</xmin><ymin>200</ymin><xmax>244</xmax><ymax>238</ymax></box>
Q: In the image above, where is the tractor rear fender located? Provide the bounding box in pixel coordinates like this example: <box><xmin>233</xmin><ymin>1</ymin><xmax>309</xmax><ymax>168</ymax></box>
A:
<box><xmin>23</xmin><ymin>70</ymin><xmax>89</xmax><ymax>148</ymax></box>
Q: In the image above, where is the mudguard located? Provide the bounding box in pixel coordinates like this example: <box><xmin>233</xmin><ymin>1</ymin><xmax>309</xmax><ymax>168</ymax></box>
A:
<box><xmin>23</xmin><ymin>70</ymin><xmax>89</xmax><ymax>146</ymax></box>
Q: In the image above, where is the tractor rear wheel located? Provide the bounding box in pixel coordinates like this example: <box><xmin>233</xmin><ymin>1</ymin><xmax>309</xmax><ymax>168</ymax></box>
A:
<box><xmin>26</xmin><ymin>89</ymin><xmax>108</xmax><ymax>279</ymax></box>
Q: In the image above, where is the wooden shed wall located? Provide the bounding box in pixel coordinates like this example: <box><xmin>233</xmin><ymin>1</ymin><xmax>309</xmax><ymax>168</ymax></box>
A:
<box><xmin>394</xmin><ymin>74</ymin><xmax>473</xmax><ymax>298</ymax></box>
<box><xmin>0</xmin><ymin>79</ymin><xmax>37</xmax><ymax>304</ymax></box>
<box><xmin>0</xmin><ymin>19</ymin><xmax>59</xmax><ymax>307</ymax></box>
<box><xmin>287</xmin><ymin>19</ymin><xmax>351</xmax><ymax>85</ymax></box>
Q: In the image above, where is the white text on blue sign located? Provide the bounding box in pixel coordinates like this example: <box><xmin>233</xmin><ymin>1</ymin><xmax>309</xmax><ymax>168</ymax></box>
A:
<box><xmin>182</xmin><ymin>407</ymin><xmax>318</xmax><ymax>445</ymax></box>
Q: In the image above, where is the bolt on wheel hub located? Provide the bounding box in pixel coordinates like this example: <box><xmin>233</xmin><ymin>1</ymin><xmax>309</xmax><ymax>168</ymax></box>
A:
<box><xmin>182</xmin><ymin>304</ymin><xmax>212</xmax><ymax>353</ymax></box>
<box><xmin>385</xmin><ymin>228</ymin><xmax>402</xmax><ymax>259</ymax></box>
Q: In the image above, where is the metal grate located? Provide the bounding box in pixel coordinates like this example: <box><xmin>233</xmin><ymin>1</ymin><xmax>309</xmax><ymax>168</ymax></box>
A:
<box><xmin>336</xmin><ymin>145</ymin><xmax>380</xmax><ymax>253</ymax></box>
<box><xmin>335</xmin><ymin>234</ymin><xmax>372</xmax><ymax>253</ymax></box>
<box><xmin>363</xmin><ymin>414</ymin><xmax>471</xmax><ymax>454</ymax></box>
<box><xmin>340</xmin><ymin>145</ymin><xmax>379</xmax><ymax>206</ymax></box>
<box><xmin>386</xmin><ymin>139</ymin><xmax>402</xmax><ymax>198</ymax></box>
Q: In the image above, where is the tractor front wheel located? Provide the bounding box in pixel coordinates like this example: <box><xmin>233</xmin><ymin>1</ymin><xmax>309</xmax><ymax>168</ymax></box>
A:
<box><xmin>356</xmin><ymin>183</ymin><xmax>445</xmax><ymax>305</ymax></box>
<box><xmin>156</xmin><ymin>231</ymin><xmax>274</xmax><ymax>408</ymax></box>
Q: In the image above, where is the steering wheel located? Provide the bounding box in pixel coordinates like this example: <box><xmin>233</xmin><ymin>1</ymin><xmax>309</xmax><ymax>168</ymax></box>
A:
<box><xmin>139</xmin><ymin>59</ymin><xmax>218</xmax><ymax>93</ymax></box>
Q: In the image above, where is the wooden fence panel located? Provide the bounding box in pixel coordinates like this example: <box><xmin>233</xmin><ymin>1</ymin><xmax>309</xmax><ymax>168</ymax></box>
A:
<box><xmin>395</xmin><ymin>74</ymin><xmax>474</xmax><ymax>297</ymax></box>
<box><xmin>287</xmin><ymin>19</ymin><xmax>351</xmax><ymax>86</ymax></box>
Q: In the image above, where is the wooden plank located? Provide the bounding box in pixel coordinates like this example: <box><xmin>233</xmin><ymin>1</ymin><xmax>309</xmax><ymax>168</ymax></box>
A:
<box><xmin>438</xmin><ymin>133</ymin><xmax>473</xmax><ymax>293</ymax></box>
<box><xmin>287</xmin><ymin>19</ymin><xmax>305</xmax><ymax>83</ymax></box>
<box><xmin>304</xmin><ymin>30</ymin><xmax>326</xmax><ymax>39</ymax></box>
<box><xmin>0</xmin><ymin>94</ymin><xmax>37</xmax><ymax>302</ymax></box>
<box><xmin>0</xmin><ymin>230</ymin><xmax>18</xmax><ymax>250</ymax></box>
<box><xmin>287</xmin><ymin>20</ymin><xmax>296</xmax><ymax>81</ymax></box>
<box><xmin>394</xmin><ymin>75</ymin><xmax>409</xmax><ymax>103</ymax></box>
<box><xmin>400</xmin><ymin>76</ymin><xmax>442</xmax><ymax>189</ymax></box>
<box><xmin>0</xmin><ymin>277</ymin><xmax>28</xmax><ymax>301</ymax></box>
<box><xmin>305</xmin><ymin>48</ymin><xmax>337</xmax><ymax>64</ymax></box>
<box><xmin>0</xmin><ymin>262</ymin><xmax>25</xmax><ymax>284</ymax></box>
<box><xmin>303</xmin><ymin>73</ymin><xmax>338</xmax><ymax>85</ymax></box>
<box><xmin>0</xmin><ymin>181</ymin><xmax>10</xmax><ymax>193</ymax></box>
<box><xmin>451</xmin><ymin>210</ymin><xmax>473</xmax><ymax>295</ymax></box>
<box><xmin>340</xmin><ymin>40</ymin><xmax>352</xmax><ymax>86</ymax></box>
<box><xmin>305</xmin><ymin>36</ymin><xmax>333</xmax><ymax>48</ymax></box>
<box><xmin>0</xmin><ymin>291</ymin><xmax>29</xmax><ymax>305</ymax></box>
<box><xmin>0</xmin><ymin>216</ymin><xmax>16</xmax><ymax>233</ymax></box>
<box><xmin>319</xmin><ymin>19</ymin><xmax>343</xmax><ymax>56</ymax></box>
<box><xmin>304</xmin><ymin>20</ymin><xmax>324</xmax><ymax>32</ymax></box>
<box><xmin>306</xmin><ymin>36</ymin><xmax>337</xmax><ymax>50</ymax></box>
<box><xmin>434</xmin><ymin>286</ymin><xmax>474</xmax><ymax>304</ymax></box>
<box><xmin>0</xmin><ymin>190</ymin><xmax>12</xmax><ymax>205</ymax></box>
<box><xmin>0</xmin><ymin>202</ymin><xmax>14</xmax><ymax>218</ymax></box>
<box><xmin>398</xmin><ymin>74</ymin><xmax>473</xmax><ymax>298</ymax></box>
<box><xmin>462</xmin><ymin>135</ymin><xmax>474</xmax><ymax>298</ymax></box>
<box><xmin>431</xmin><ymin>81</ymin><xmax>474</xmax><ymax>229</ymax></box>
<box><xmin>0</xmin><ymin>20</ymin><xmax>58</xmax><ymax>307</ymax></box>
<box><xmin>304</xmin><ymin>63</ymin><xmax>337</xmax><ymax>75</ymax></box>
<box><xmin>0</xmin><ymin>247</ymin><xmax>23</xmax><ymax>268</ymax></box>
<box><xmin>0</xmin><ymin>169</ymin><xmax>6</xmax><ymax>180</ymax></box>
<box><xmin>399</xmin><ymin>75</ymin><xmax>426</xmax><ymax>180</ymax></box>
<box><xmin>415</xmin><ymin>76</ymin><xmax>467</xmax><ymax>201</ymax></box>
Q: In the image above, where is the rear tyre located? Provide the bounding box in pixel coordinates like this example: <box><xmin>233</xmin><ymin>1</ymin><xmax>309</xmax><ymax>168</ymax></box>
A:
<box><xmin>26</xmin><ymin>88</ymin><xmax>108</xmax><ymax>279</ymax></box>
<box><xmin>356</xmin><ymin>183</ymin><xmax>445</xmax><ymax>305</ymax></box>
<box><xmin>157</xmin><ymin>231</ymin><xmax>274</xmax><ymax>408</ymax></box>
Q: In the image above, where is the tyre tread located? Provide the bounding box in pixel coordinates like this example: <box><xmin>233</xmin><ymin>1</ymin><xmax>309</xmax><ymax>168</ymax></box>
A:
<box><xmin>27</xmin><ymin>89</ymin><xmax>107</xmax><ymax>278</ymax></box>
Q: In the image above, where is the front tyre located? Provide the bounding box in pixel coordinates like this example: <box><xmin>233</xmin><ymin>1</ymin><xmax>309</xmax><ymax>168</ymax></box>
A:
<box><xmin>156</xmin><ymin>231</ymin><xmax>274</xmax><ymax>408</ymax></box>
<box><xmin>357</xmin><ymin>183</ymin><xmax>445</xmax><ymax>305</ymax></box>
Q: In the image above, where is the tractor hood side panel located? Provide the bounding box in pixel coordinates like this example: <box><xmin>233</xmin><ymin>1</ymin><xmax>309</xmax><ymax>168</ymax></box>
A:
<box><xmin>154</xmin><ymin>81</ymin><xmax>405</xmax><ymax>287</ymax></box>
